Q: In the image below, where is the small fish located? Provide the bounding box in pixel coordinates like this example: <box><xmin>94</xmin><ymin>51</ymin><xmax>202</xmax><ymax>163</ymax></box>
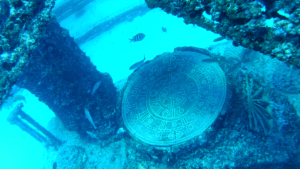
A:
<box><xmin>130</xmin><ymin>33</ymin><xmax>145</xmax><ymax>42</ymax></box>
<box><xmin>84</xmin><ymin>108</ymin><xmax>97</xmax><ymax>129</ymax></box>
<box><xmin>53</xmin><ymin>162</ymin><xmax>57</xmax><ymax>169</ymax></box>
<box><xmin>129</xmin><ymin>55</ymin><xmax>146</xmax><ymax>70</ymax></box>
<box><xmin>213</xmin><ymin>36</ymin><xmax>226</xmax><ymax>42</ymax></box>
<box><xmin>116</xmin><ymin>128</ymin><xmax>126</xmax><ymax>135</ymax></box>
<box><xmin>91</xmin><ymin>80</ymin><xmax>101</xmax><ymax>95</ymax></box>
<box><xmin>162</xmin><ymin>27</ymin><xmax>167</xmax><ymax>32</ymax></box>
<box><xmin>86</xmin><ymin>131</ymin><xmax>99</xmax><ymax>140</ymax></box>
<box><xmin>12</xmin><ymin>95</ymin><xmax>26</xmax><ymax>103</ymax></box>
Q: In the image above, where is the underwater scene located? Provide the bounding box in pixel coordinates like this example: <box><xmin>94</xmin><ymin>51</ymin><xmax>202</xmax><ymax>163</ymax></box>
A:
<box><xmin>1</xmin><ymin>0</ymin><xmax>300</xmax><ymax>168</ymax></box>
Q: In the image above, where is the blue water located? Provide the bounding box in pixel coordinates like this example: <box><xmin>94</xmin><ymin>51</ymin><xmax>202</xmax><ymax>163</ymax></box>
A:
<box><xmin>1</xmin><ymin>0</ymin><xmax>299</xmax><ymax>168</ymax></box>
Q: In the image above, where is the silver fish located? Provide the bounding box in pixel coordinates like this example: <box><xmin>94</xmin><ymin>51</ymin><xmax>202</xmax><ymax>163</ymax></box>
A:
<box><xmin>91</xmin><ymin>80</ymin><xmax>101</xmax><ymax>95</ymax></box>
<box><xmin>86</xmin><ymin>131</ymin><xmax>98</xmax><ymax>140</ymax></box>
<box><xmin>84</xmin><ymin>108</ymin><xmax>97</xmax><ymax>129</ymax></box>
<box><xmin>213</xmin><ymin>36</ymin><xmax>226</xmax><ymax>42</ymax></box>
<box><xmin>129</xmin><ymin>55</ymin><xmax>145</xmax><ymax>70</ymax></box>
<box><xmin>116</xmin><ymin>127</ymin><xmax>126</xmax><ymax>135</ymax></box>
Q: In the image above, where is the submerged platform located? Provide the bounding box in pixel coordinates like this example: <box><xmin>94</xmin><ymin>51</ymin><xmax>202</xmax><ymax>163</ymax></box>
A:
<box><xmin>121</xmin><ymin>50</ymin><xmax>227</xmax><ymax>146</ymax></box>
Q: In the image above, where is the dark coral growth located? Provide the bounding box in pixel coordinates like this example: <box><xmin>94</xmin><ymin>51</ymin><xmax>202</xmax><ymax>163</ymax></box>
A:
<box><xmin>16</xmin><ymin>19</ymin><xmax>118</xmax><ymax>139</ymax></box>
<box><xmin>0</xmin><ymin>0</ymin><xmax>118</xmax><ymax>143</ymax></box>
<box><xmin>145</xmin><ymin>0</ymin><xmax>300</xmax><ymax>68</ymax></box>
<box><xmin>0</xmin><ymin>0</ymin><xmax>55</xmax><ymax>107</ymax></box>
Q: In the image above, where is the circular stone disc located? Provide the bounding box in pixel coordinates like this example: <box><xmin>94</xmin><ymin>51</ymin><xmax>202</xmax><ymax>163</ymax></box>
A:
<box><xmin>122</xmin><ymin>51</ymin><xmax>227</xmax><ymax>146</ymax></box>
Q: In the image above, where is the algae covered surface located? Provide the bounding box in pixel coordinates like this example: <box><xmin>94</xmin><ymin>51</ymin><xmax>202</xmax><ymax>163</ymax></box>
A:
<box><xmin>1</xmin><ymin>0</ymin><xmax>300</xmax><ymax>169</ymax></box>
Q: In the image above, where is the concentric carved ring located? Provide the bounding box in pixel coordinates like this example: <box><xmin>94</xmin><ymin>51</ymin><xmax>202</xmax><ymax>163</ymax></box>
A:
<box><xmin>122</xmin><ymin>51</ymin><xmax>227</xmax><ymax>146</ymax></box>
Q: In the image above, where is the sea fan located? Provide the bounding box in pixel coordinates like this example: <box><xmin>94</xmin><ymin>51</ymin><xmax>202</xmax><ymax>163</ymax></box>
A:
<box><xmin>245</xmin><ymin>74</ymin><xmax>273</xmax><ymax>135</ymax></box>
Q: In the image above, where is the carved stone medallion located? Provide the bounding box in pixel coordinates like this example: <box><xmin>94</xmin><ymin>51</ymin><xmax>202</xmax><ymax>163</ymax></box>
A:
<box><xmin>122</xmin><ymin>51</ymin><xmax>227</xmax><ymax>146</ymax></box>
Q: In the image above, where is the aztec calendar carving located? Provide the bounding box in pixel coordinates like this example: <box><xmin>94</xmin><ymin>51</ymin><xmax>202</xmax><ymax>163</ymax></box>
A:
<box><xmin>122</xmin><ymin>51</ymin><xmax>227</xmax><ymax>146</ymax></box>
